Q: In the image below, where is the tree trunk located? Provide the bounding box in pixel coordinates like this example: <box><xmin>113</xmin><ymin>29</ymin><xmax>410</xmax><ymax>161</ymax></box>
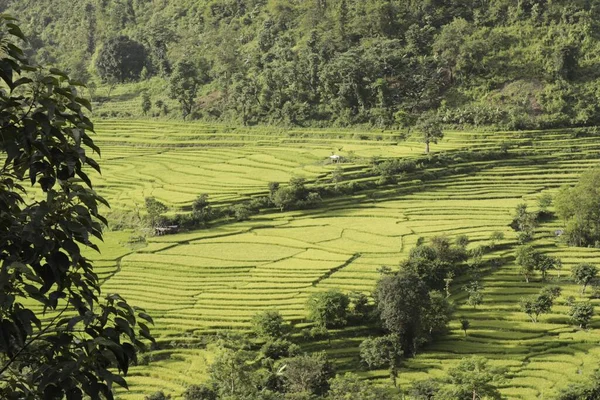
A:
<box><xmin>425</xmin><ymin>141</ymin><xmax>430</xmax><ymax>153</ymax></box>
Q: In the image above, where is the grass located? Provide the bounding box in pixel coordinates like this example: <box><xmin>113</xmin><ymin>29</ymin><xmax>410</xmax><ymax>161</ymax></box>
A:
<box><xmin>73</xmin><ymin>120</ymin><xmax>600</xmax><ymax>399</ymax></box>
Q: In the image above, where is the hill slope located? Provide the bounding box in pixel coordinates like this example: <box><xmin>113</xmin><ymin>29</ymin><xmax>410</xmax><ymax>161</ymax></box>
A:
<box><xmin>4</xmin><ymin>0</ymin><xmax>600</xmax><ymax>128</ymax></box>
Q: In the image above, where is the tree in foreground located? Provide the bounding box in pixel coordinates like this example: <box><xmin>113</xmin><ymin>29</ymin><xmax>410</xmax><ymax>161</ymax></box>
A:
<box><xmin>571</xmin><ymin>263</ymin><xmax>598</xmax><ymax>294</ymax></box>
<box><xmin>0</xmin><ymin>16</ymin><xmax>152</xmax><ymax>399</ymax></box>
<box><xmin>437</xmin><ymin>356</ymin><xmax>504</xmax><ymax>400</ymax></box>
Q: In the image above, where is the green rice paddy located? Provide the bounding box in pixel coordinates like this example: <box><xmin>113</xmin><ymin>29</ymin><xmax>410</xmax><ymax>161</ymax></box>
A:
<box><xmin>80</xmin><ymin>121</ymin><xmax>600</xmax><ymax>399</ymax></box>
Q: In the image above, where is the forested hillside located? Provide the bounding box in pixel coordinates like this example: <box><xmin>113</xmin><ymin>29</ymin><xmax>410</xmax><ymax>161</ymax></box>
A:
<box><xmin>4</xmin><ymin>0</ymin><xmax>600</xmax><ymax>128</ymax></box>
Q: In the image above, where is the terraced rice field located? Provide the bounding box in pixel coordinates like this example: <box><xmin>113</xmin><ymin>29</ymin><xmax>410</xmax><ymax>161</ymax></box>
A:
<box><xmin>80</xmin><ymin>121</ymin><xmax>600</xmax><ymax>399</ymax></box>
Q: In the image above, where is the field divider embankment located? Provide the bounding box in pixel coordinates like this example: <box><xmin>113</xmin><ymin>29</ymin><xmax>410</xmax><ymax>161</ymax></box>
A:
<box><xmin>312</xmin><ymin>253</ymin><xmax>362</xmax><ymax>287</ymax></box>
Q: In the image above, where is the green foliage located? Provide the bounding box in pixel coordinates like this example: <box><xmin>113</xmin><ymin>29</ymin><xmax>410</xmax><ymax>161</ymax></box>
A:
<box><xmin>261</xmin><ymin>339</ymin><xmax>298</xmax><ymax>360</ymax></box>
<box><xmin>252</xmin><ymin>310</ymin><xmax>287</xmax><ymax>339</ymax></box>
<box><xmin>145</xmin><ymin>196</ymin><xmax>168</xmax><ymax>227</ymax></box>
<box><xmin>209</xmin><ymin>347</ymin><xmax>256</xmax><ymax>398</ymax></box>
<box><xmin>512</xmin><ymin>203</ymin><xmax>538</xmax><ymax>243</ymax></box>
<box><xmin>10</xmin><ymin>0</ymin><xmax>600</xmax><ymax>128</ymax></box>
<box><xmin>96</xmin><ymin>35</ymin><xmax>147</xmax><ymax>83</ymax></box>
<box><xmin>271</xmin><ymin>177</ymin><xmax>321</xmax><ymax>212</ymax></box>
<box><xmin>183</xmin><ymin>384</ymin><xmax>218</xmax><ymax>400</ymax></box>
<box><xmin>417</xmin><ymin>113</ymin><xmax>444</xmax><ymax>153</ymax></box>
<box><xmin>374</xmin><ymin>270</ymin><xmax>443</xmax><ymax>356</ymax></box>
<box><xmin>568</xmin><ymin>302</ymin><xmax>594</xmax><ymax>329</ymax></box>
<box><xmin>142</xmin><ymin>91</ymin><xmax>152</xmax><ymax>115</ymax></box>
<box><xmin>146</xmin><ymin>392</ymin><xmax>172</xmax><ymax>400</ymax></box>
<box><xmin>409</xmin><ymin>379</ymin><xmax>440</xmax><ymax>399</ymax></box>
<box><xmin>328</xmin><ymin>373</ymin><xmax>393</xmax><ymax>400</ymax></box>
<box><xmin>515</xmin><ymin>244</ymin><xmax>542</xmax><ymax>283</ymax></box>
<box><xmin>538</xmin><ymin>193</ymin><xmax>553</xmax><ymax>213</ymax></box>
<box><xmin>403</xmin><ymin>235</ymin><xmax>468</xmax><ymax>290</ymax></box>
<box><xmin>169</xmin><ymin>60</ymin><xmax>202</xmax><ymax>119</ymax></box>
<box><xmin>460</xmin><ymin>317</ymin><xmax>470</xmax><ymax>336</ymax></box>
<box><xmin>571</xmin><ymin>263</ymin><xmax>598</xmax><ymax>294</ymax></box>
<box><xmin>279</xmin><ymin>352</ymin><xmax>334</xmax><ymax>396</ymax></box>
<box><xmin>306</xmin><ymin>290</ymin><xmax>350</xmax><ymax>328</ymax></box>
<box><xmin>0</xmin><ymin>15</ymin><xmax>152</xmax><ymax>400</ymax></box>
<box><xmin>437</xmin><ymin>357</ymin><xmax>504</xmax><ymax>400</ymax></box>
<box><xmin>520</xmin><ymin>288</ymin><xmax>557</xmax><ymax>323</ymax></box>
<box><xmin>489</xmin><ymin>231</ymin><xmax>505</xmax><ymax>249</ymax></box>
<box><xmin>555</xmin><ymin>168</ymin><xmax>600</xmax><ymax>246</ymax></box>
<box><xmin>557</xmin><ymin>369</ymin><xmax>600</xmax><ymax>400</ymax></box>
<box><xmin>464</xmin><ymin>281</ymin><xmax>484</xmax><ymax>309</ymax></box>
<box><xmin>359</xmin><ymin>334</ymin><xmax>403</xmax><ymax>386</ymax></box>
<box><xmin>192</xmin><ymin>194</ymin><xmax>213</xmax><ymax>225</ymax></box>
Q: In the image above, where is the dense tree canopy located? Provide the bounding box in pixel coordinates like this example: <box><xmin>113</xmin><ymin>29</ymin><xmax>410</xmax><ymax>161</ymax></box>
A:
<box><xmin>5</xmin><ymin>0</ymin><xmax>600</xmax><ymax>127</ymax></box>
<box><xmin>555</xmin><ymin>168</ymin><xmax>600</xmax><ymax>246</ymax></box>
<box><xmin>95</xmin><ymin>35</ymin><xmax>147</xmax><ymax>83</ymax></box>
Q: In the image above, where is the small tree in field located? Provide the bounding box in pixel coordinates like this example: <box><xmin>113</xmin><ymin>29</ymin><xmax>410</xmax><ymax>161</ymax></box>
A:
<box><xmin>520</xmin><ymin>294</ymin><xmax>552</xmax><ymax>323</ymax></box>
<box><xmin>142</xmin><ymin>91</ymin><xmax>152</xmax><ymax>115</ymax></box>
<box><xmin>464</xmin><ymin>281</ymin><xmax>483</xmax><ymax>308</ymax></box>
<box><xmin>569</xmin><ymin>302</ymin><xmax>594</xmax><ymax>328</ymax></box>
<box><xmin>515</xmin><ymin>245</ymin><xmax>537</xmax><ymax>283</ymax></box>
<box><xmin>571</xmin><ymin>263</ymin><xmax>598</xmax><ymax>294</ymax></box>
<box><xmin>489</xmin><ymin>231</ymin><xmax>505</xmax><ymax>249</ymax></box>
<box><xmin>145</xmin><ymin>196</ymin><xmax>168</xmax><ymax>227</ymax></box>
<box><xmin>417</xmin><ymin>113</ymin><xmax>444</xmax><ymax>153</ymax></box>
<box><xmin>460</xmin><ymin>317</ymin><xmax>470</xmax><ymax>336</ymax></box>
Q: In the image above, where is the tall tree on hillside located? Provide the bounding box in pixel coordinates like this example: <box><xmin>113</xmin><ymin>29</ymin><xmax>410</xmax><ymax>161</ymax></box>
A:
<box><xmin>169</xmin><ymin>60</ymin><xmax>202</xmax><ymax>120</ymax></box>
<box><xmin>374</xmin><ymin>270</ymin><xmax>431</xmax><ymax>356</ymax></box>
<box><xmin>0</xmin><ymin>16</ymin><xmax>152</xmax><ymax>399</ymax></box>
<box><xmin>96</xmin><ymin>35</ymin><xmax>147</xmax><ymax>84</ymax></box>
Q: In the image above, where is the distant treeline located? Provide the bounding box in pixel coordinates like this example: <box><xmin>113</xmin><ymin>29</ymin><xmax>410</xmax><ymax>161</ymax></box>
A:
<box><xmin>5</xmin><ymin>0</ymin><xmax>600</xmax><ymax>129</ymax></box>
